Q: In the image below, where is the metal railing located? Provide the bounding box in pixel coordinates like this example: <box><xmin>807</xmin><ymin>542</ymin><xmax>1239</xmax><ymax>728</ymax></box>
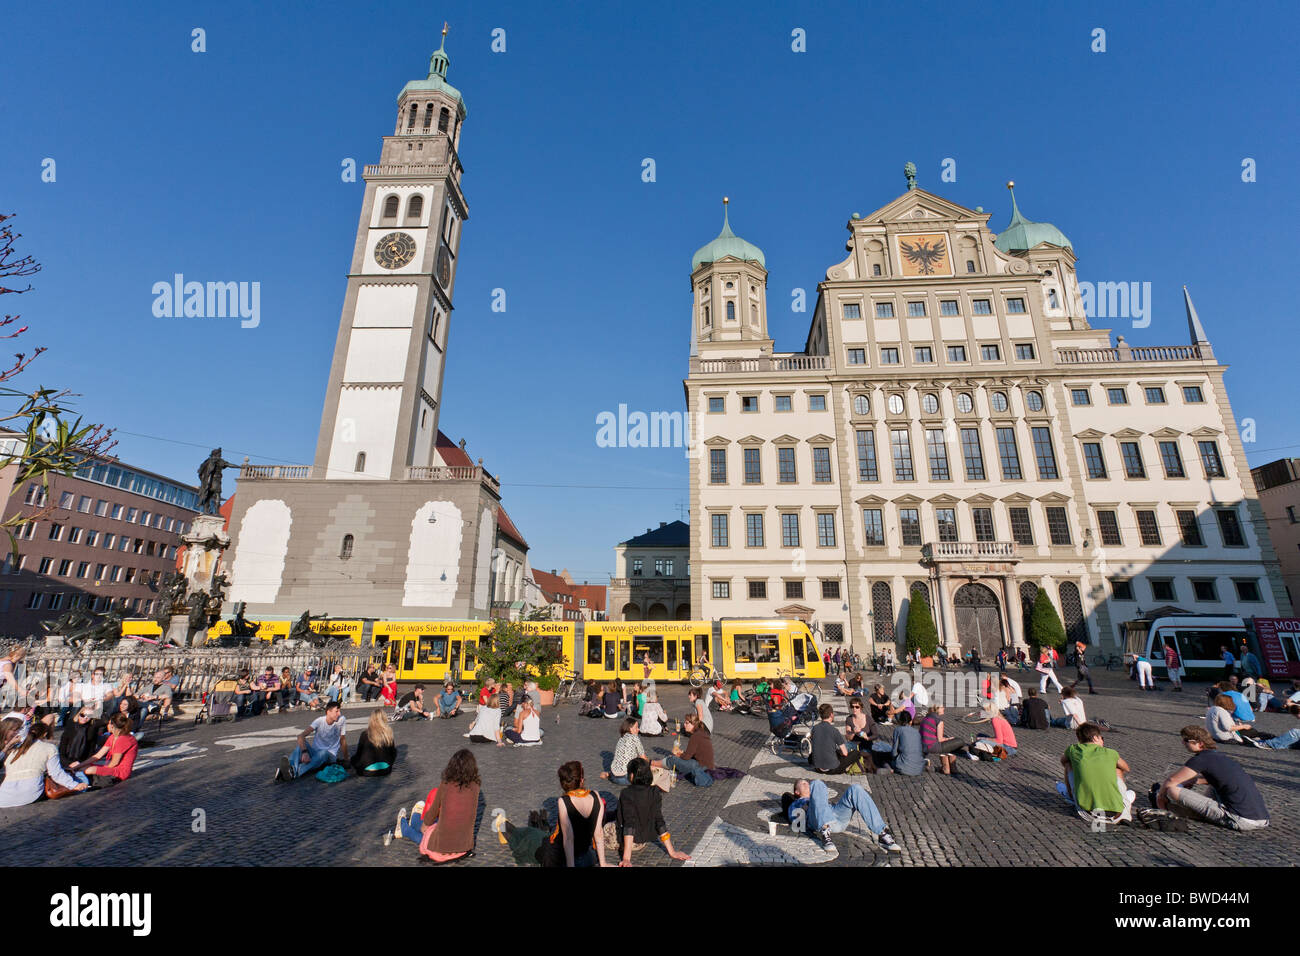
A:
<box><xmin>922</xmin><ymin>541</ymin><xmax>1019</xmax><ymax>560</ymax></box>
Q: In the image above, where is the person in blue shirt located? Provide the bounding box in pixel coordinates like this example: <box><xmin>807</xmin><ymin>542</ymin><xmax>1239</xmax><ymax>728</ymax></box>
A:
<box><xmin>1221</xmin><ymin>646</ymin><xmax>1236</xmax><ymax>680</ymax></box>
<box><xmin>436</xmin><ymin>682</ymin><xmax>463</xmax><ymax>718</ymax></box>
<box><xmin>783</xmin><ymin>778</ymin><xmax>901</xmax><ymax>853</ymax></box>
<box><xmin>887</xmin><ymin>710</ymin><xmax>926</xmax><ymax>775</ymax></box>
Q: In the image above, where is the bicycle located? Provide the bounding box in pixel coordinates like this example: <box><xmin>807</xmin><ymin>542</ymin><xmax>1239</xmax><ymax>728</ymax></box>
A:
<box><xmin>1089</xmin><ymin>652</ymin><xmax>1123</xmax><ymax>671</ymax></box>
<box><xmin>688</xmin><ymin>664</ymin><xmax>722</xmax><ymax>688</ymax></box>
<box><xmin>554</xmin><ymin>670</ymin><xmax>583</xmax><ymax>700</ymax></box>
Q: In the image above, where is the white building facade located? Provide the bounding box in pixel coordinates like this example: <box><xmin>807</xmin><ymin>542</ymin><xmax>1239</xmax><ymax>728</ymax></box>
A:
<box><xmin>685</xmin><ymin>179</ymin><xmax>1291</xmax><ymax>657</ymax></box>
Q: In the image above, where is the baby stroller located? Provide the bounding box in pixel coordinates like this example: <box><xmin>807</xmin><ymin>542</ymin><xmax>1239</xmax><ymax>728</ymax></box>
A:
<box><xmin>194</xmin><ymin>676</ymin><xmax>239</xmax><ymax>725</ymax></box>
<box><xmin>765</xmin><ymin>698</ymin><xmax>817</xmax><ymax>757</ymax></box>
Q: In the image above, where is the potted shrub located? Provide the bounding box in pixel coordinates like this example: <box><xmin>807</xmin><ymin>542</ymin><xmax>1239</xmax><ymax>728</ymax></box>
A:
<box><xmin>906</xmin><ymin>590</ymin><xmax>939</xmax><ymax>667</ymax></box>
<box><xmin>534</xmin><ymin>668</ymin><xmax>560</xmax><ymax>706</ymax></box>
<box><xmin>474</xmin><ymin>618</ymin><xmax>564</xmax><ymax>706</ymax></box>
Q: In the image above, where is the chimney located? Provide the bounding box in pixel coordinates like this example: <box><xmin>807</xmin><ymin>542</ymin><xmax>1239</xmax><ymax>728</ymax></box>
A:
<box><xmin>646</xmin><ymin>528</ymin><xmax>651</xmax><ymax>534</ymax></box>
<box><xmin>550</xmin><ymin>569</ymin><xmax>556</xmax><ymax>575</ymax></box>
<box><xmin>660</xmin><ymin>522</ymin><xmax>666</xmax><ymax>527</ymax></box>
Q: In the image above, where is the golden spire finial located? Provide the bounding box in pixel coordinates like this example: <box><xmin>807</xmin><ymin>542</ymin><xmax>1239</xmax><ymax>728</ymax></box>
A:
<box><xmin>442</xmin><ymin>21</ymin><xmax>449</xmax><ymax>37</ymax></box>
<box><xmin>723</xmin><ymin>196</ymin><xmax>729</xmax><ymax>204</ymax></box>
<box><xmin>1006</xmin><ymin>180</ymin><xmax>1015</xmax><ymax>189</ymax></box>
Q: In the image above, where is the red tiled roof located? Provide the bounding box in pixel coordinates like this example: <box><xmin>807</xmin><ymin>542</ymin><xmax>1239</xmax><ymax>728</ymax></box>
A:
<box><xmin>570</xmin><ymin>583</ymin><xmax>607</xmax><ymax>612</ymax></box>
<box><xmin>532</xmin><ymin>568</ymin><xmax>568</xmax><ymax>598</ymax></box>
<box><xmin>496</xmin><ymin>506</ymin><xmax>528</xmax><ymax>549</ymax></box>
<box><xmin>435</xmin><ymin>430</ymin><xmax>474</xmax><ymax>468</ymax></box>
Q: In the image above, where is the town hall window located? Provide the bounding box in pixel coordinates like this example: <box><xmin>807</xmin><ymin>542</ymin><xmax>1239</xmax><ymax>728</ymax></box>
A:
<box><xmin>340</xmin><ymin>534</ymin><xmax>354</xmax><ymax>559</ymax></box>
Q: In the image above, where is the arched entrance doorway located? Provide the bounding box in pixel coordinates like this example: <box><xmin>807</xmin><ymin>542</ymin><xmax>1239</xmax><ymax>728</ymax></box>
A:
<box><xmin>621</xmin><ymin>602</ymin><xmax>641</xmax><ymax>622</ymax></box>
<box><xmin>953</xmin><ymin>582</ymin><xmax>1004</xmax><ymax>657</ymax></box>
<box><xmin>646</xmin><ymin>602</ymin><xmax>668</xmax><ymax>621</ymax></box>
<box><xmin>674</xmin><ymin>604</ymin><xmax>691</xmax><ymax>620</ymax></box>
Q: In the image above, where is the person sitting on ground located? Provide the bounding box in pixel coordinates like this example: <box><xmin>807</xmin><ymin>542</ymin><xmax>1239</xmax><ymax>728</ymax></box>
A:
<box><xmin>394</xmin><ymin>684</ymin><xmax>432</xmax><ymax>721</ymax></box>
<box><xmin>402</xmin><ymin>749</ymin><xmax>481</xmax><ymax>863</ymax></box>
<box><xmin>350</xmin><ymin>707</ymin><xmax>397</xmax><ymax>776</ymax></box>
<box><xmin>919</xmin><ymin>705</ymin><xmax>972</xmax><ymax>774</ymax></box>
<box><xmin>845</xmin><ymin>696</ymin><xmax>875</xmax><ymax>748</ymax></box>
<box><xmin>0</xmin><ymin>721</ymin><xmax>88</xmax><ymax>806</ymax></box>
<box><xmin>578</xmin><ymin>681</ymin><xmax>601</xmax><ymax>717</ymax></box>
<box><xmin>357</xmin><ymin>660</ymin><xmax>382</xmax><ymax>702</ymax></box>
<box><xmin>971</xmin><ymin>703</ymin><xmax>1018</xmax><ymax>757</ymax></box>
<box><xmin>254</xmin><ymin>665</ymin><xmax>280</xmax><ymax>713</ymax></box>
<box><xmin>111</xmin><ymin>695</ymin><xmax>143</xmax><ymax>735</ymax></box>
<box><xmin>101</xmin><ymin>668</ymin><xmax>139</xmax><ymax>721</ymax></box>
<box><xmin>848</xmin><ymin>672</ymin><xmax>865</xmax><ymax>696</ymax></box>
<box><xmin>613</xmin><ymin>758</ymin><xmax>691</xmax><ymax>865</ymax></box>
<box><xmin>727</xmin><ymin>679</ymin><xmax>745</xmax><ymax>712</ymax></box>
<box><xmin>78</xmin><ymin>667</ymin><xmax>109</xmax><ymax>720</ymax></box>
<box><xmin>70</xmin><ymin>713</ymin><xmax>139</xmax><ymax>788</ymax></box>
<box><xmin>498</xmin><ymin>682</ymin><xmax>517</xmax><ymax>721</ymax></box>
<box><xmin>295</xmin><ymin>667</ymin><xmax>322</xmax><ymax>711</ymax></box>
<box><xmin>1205</xmin><ymin>694</ymin><xmax>1269</xmax><ymax>747</ymax></box>
<box><xmin>504</xmin><ymin>697</ymin><xmax>543</xmax><ymax>747</ymax></box>
<box><xmin>1050</xmin><ymin>686</ymin><xmax>1088</xmax><ymax>730</ymax></box>
<box><xmin>1157</xmin><ymin>726</ymin><xmax>1269</xmax><ymax>831</ymax></box>
<box><xmin>834</xmin><ymin>672</ymin><xmax>851</xmax><ymax>696</ymax></box>
<box><xmin>1019</xmin><ymin>687</ymin><xmax>1051</xmax><ymax>730</ymax></box>
<box><xmin>477</xmin><ymin>678</ymin><xmax>497</xmax><ymax>706</ymax></box>
<box><xmin>325</xmin><ymin>665</ymin><xmax>352</xmax><ymax>706</ymax></box>
<box><xmin>436</xmin><ymin>682</ymin><xmax>463</xmax><ymax>718</ymax></box>
<box><xmin>467</xmin><ymin>692</ymin><xmax>504</xmax><ymax>746</ymax></box>
<box><xmin>600</xmin><ymin>683</ymin><xmax>623</xmax><ymax>719</ymax></box>
<box><xmin>59</xmin><ymin>707</ymin><xmax>99</xmax><ymax>768</ymax></box>
<box><xmin>493</xmin><ymin>761</ymin><xmax>611</xmax><ymax>867</ymax></box>
<box><xmin>910</xmin><ymin>676</ymin><xmax>931</xmax><ymax>710</ymax></box>
<box><xmin>379</xmin><ymin>665</ymin><xmax>398</xmax><ymax>707</ymax></box>
<box><xmin>766</xmin><ymin>679</ymin><xmax>787</xmax><ymax>710</ymax></box>
<box><xmin>639</xmin><ymin>691</ymin><xmax>668</xmax><ymax>736</ymax></box>
<box><xmin>886</xmin><ymin>710</ymin><xmax>926</xmax><ymax>775</ymax></box>
<box><xmin>894</xmin><ymin>690</ymin><xmax>917</xmax><ymax>723</ymax></box>
<box><xmin>783</xmin><ymin>776</ymin><xmax>902</xmax><ymax>853</ymax></box>
<box><xmin>664</xmin><ymin>713</ymin><xmax>715</xmax><ymax>787</ymax></box>
<box><xmin>754</xmin><ymin>675</ymin><xmax>771</xmax><ymax>700</ymax></box>
<box><xmin>232</xmin><ymin>669</ymin><xmax>255</xmax><ymax>719</ymax></box>
<box><xmin>687</xmin><ymin>686</ymin><xmax>714</xmax><ymax>733</ymax></box>
<box><xmin>1220</xmin><ymin>681</ymin><xmax>1258</xmax><ymax>726</ymax></box>
<box><xmin>868</xmin><ymin>684</ymin><xmax>893</xmax><ymax>724</ymax></box>
<box><xmin>810</xmin><ymin>703</ymin><xmax>873</xmax><ymax>775</ymax></box>
<box><xmin>1254</xmin><ymin>705</ymin><xmax>1300</xmax><ymax>750</ymax></box>
<box><xmin>275</xmin><ymin>700</ymin><xmax>348</xmax><ymax>781</ymax></box>
<box><xmin>276</xmin><ymin>667</ymin><xmax>296</xmax><ymax>712</ymax></box>
<box><xmin>602</xmin><ymin>717</ymin><xmax>661</xmax><ymax>783</ymax></box>
<box><xmin>999</xmin><ymin>676</ymin><xmax>1023</xmax><ymax>722</ymax></box>
<box><xmin>137</xmin><ymin>669</ymin><xmax>175</xmax><ymax>727</ymax></box>
<box><xmin>524</xmin><ymin>679</ymin><xmax>542</xmax><ymax>712</ymax></box>
<box><xmin>1056</xmin><ymin>722</ymin><xmax>1134</xmax><ymax>822</ymax></box>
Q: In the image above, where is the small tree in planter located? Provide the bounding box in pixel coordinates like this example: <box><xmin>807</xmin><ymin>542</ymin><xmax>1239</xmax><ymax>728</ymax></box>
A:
<box><xmin>474</xmin><ymin>618</ymin><xmax>564</xmax><ymax>700</ymax></box>
<box><xmin>905</xmin><ymin>591</ymin><xmax>939</xmax><ymax>662</ymax></box>
<box><xmin>1026</xmin><ymin>589</ymin><xmax>1066</xmax><ymax>658</ymax></box>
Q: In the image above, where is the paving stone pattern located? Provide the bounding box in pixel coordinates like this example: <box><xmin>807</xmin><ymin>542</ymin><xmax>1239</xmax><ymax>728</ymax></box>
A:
<box><xmin>1</xmin><ymin>669</ymin><xmax>1295</xmax><ymax>867</ymax></box>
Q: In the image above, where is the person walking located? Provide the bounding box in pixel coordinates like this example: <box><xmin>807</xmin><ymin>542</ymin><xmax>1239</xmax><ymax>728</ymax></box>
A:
<box><xmin>1073</xmin><ymin>639</ymin><xmax>1096</xmax><ymax>695</ymax></box>
<box><xmin>1037</xmin><ymin>646</ymin><xmax>1064</xmax><ymax>693</ymax></box>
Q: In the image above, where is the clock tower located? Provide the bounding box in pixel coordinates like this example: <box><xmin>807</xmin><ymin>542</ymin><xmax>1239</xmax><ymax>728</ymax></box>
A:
<box><xmin>314</xmin><ymin>26</ymin><xmax>469</xmax><ymax>480</ymax></box>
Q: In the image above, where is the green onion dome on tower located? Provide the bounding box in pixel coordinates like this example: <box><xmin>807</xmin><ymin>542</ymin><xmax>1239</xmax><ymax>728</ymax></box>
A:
<box><xmin>993</xmin><ymin>182</ymin><xmax>1071</xmax><ymax>253</ymax></box>
<box><xmin>692</xmin><ymin>198</ymin><xmax>765</xmax><ymax>271</ymax></box>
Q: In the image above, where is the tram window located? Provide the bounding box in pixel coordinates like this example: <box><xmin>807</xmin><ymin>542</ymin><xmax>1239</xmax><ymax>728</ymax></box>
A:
<box><xmin>667</xmin><ymin>641</ymin><xmax>678</xmax><ymax>671</ymax></box>
<box><xmin>695</xmin><ymin>636</ymin><xmax>709</xmax><ymax>663</ymax></box>
<box><xmin>1149</xmin><ymin>632</ymin><xmax>1165</xmax><ymax>657</ymax></box>
<box><xmin>1175</xmin><ymin>630</ymin><xmax>1231</xmax><ymax>662</ymax></box>
<box><xmin>464</xmin><ymin>642</ymin><xmax>477</xmax><ymax>671</ymax></box>
<box><xmin>403</xmin><ymin>641</ymin><xmax>416</xmax><ymax>671</ymax></box>
<box><xmin>757</xmin><ymin>635</ymin><xmax>779</xmax><ymax>663</ymax></box>
<box><xmin>417</xmin><ymin>637</ymin><xmax>447</xmax><ymax>664</ymax></box>
<box><xmin>587</xmin><ymin>636</ymin><xmax>602</xmax><ymax>665</ymax></box>
<box><xmin>635</xmin><ymin>637</ymin><xmax>665</xmax><ymax>663</ymax></box>
<box><xmin>734</xmin><ymin>634</ymin><xmax>757</xmax><ymax>663</ymax></box>
<box><xmin>619</xmin><ymin>641</ymin><xmax>630</xmax><ymax>671</ymax></box>
<box><xmin>793</xmin><ymin>638</ymin><xmax>806</xmax><ymax>667</ymax></box>
<box><xmin>605</xmin><ymin>641</ymin><xmax>616</xmax><ymax>671</ymax></box>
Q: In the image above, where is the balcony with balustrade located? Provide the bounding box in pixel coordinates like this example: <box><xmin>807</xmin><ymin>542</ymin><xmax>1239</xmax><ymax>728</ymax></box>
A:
<box><xmin>922</xmin><ymin>541</ymin><xmax>1020</xmax><ymax>562</ymax></box>
<box><xmin>238</xmin><ymin>460</ymin><xmax>500</xmax><ymax>494</ymax></box>
<box><xmin>1054</xmin><ymin>341</ymin><xmax>1207</xmax><ymax>365</ymax></box>
<box><xmin>691</xmin><ymin>353</ymin><xmax>830</xmax><ymax>375</ymax></box>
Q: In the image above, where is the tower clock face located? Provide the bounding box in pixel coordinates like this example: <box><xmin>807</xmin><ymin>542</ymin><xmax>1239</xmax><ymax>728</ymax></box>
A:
<box><xmin>374</xmin><ymin>232</ymin><xmax>417</xmax><ymax>269</ymax></box>
<box><xmin>435</xmin><ymin>243</ymin><xmax>452</xmax><ymax>288</ymax></box>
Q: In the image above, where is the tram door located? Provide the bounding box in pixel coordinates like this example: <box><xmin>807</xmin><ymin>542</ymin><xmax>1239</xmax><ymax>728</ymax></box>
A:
<box><xmin>402</xmin><ymin>639</ymin><xmax>416</xmax><ymax>676</ymax></box>
<box><xmin>448</xmin><ymin>639</ymin><xmax>463</xmax><ymax>683</ymax></box>
<box><xmin>791</xmin><ymin>635</ymin><xmax>808</xmax><ymax>677</ymax></box>
<box><xmin>619</xmin><ymin>638</ymin><xmax>633</xmax><ymax>678</ymax></box>
<box><xmin>603</xmin><ymin>638</ymin><xmax>616</xmax><ymax>676</ymax></box>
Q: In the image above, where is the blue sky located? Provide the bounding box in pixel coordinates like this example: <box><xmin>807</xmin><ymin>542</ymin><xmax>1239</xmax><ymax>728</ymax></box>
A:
<box><xmin>3</xmin><ymin>0</ymin><xmax>1297</xmax><ymax>584</ymax></box>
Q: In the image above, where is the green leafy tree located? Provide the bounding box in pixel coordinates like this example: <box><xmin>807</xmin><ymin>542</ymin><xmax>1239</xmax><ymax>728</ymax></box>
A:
<box><xmin>473</xmin><ymin>617</ymin><xmax>564</xmax><ymax>689</ymax></box>
<box><xmin>1026</xmin><ymin>588</ymin><xmax>1066</xmax><ymax>652</ymax></box>
<box><xmin>0</xmin><ymin>214</ymin><xmax>114</xmax><ymax>554</ymax></box>
<box><xmin>905</xmin><ymin>589</ymin><xmax>939</xmax><ymax>657</ymax></box>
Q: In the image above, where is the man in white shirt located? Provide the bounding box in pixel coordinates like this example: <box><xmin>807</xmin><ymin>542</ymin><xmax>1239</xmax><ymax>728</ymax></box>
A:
<box><xmin>911</xmin><ymin>678</ymin><xmax>930</xmax><ymax>709</ymax></box>
<box><xmin>276</xmin><ymin>700</ymin><xmax>348</xmax><ymax>781</ymax></box>
<box><xmin>79</xmin><ymin>668</ymin><xmax>109</xmax><ymax>719</ymax></box>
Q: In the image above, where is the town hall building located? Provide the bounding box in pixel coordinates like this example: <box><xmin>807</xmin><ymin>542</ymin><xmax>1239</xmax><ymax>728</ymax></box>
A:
<box><xmin>685</xmin><ymin>173</ymin><xmax>1291</xmax><ymax>656</ymax></box>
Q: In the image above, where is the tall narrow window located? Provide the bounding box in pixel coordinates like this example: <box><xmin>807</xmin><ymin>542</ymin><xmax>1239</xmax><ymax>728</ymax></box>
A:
<box><xmin>925</xmin><ymin>429</ymin><xmax>950</xmax><ymax>480</ymax></box>
<box><xmin>856</xmin><ymin>430</ymin><xmax>878</xmax><ymax>481</ymax></box>
<box><xmin>1031</xmin><ymin>427</ymin><xmax>1059</xmax><ymax>479</ymax></box>
<box><xmin>1198</xmin><ymin>441</ymin><xmax>1225</xmax><ymax>478</ymax></box>
<box><xmin>812</xmin><ymin>447</ymin><xmax>833</xmax><ymax>483</ymax></box>
<box><xmin>1082</xmin><ymin>442</ymin><xmax>1107</xmax><ymax>479</ymax></box>
<box><xmin>423</xmin><ymin>104</ymin><xmax>434</xmax><ymax>129</ymax></box>
<box><xmin>1159</xmin><ymin>441</ymin><xmax>1185</xmax><ymax>478</ymax></box>
<box><xmin>1046</xmin><ymin>506</ymin><xmax>1072</xmax><ymax>545</ymax></box>
<box><xmin>1176</xmin><ymin>510</ymin><xmax>1204</xmax><ymax>546</ymax></box>
<box><xmin>996</xmin><ymin>427</ymin><xmax>1022</xmax><ymax>480</ymax></box>
<box><xmin>1216</xmin><ymin>509</ymin><xmax>1245</xmax><ymax>546</ymax></box>
<box><xmin>711</xmin><ymin>513</ymin><xmax>729</xmax><ymax>548</ymax></box>
<box><xmin>709</xmin><ymin>449</ymin><xmax>726</xmax><ymax>484</ymax></box>
<box><xmin>816</xmin><ymin>513</ymin><xmax>837</xmax><ymax>547</ymax></box>
<box><xmin>862</xmin><ymin>509</ymin><xmax>884</xmax><ymax>546</ymax></box>
<box><xmin>382</xmin><ymin>195</ymin><xmax>400</xmax><ymax>219</ymax></box>
<box><xmin>972</xmin><ymin>508</ymin><xmax>995</xmax><ymax>542</ymax></box>
<box><xmin>1136</xmin><ymin>510</ymin><xmax>1162</xmax><ymax>546</ymax></box>
<box><xmin>1009</xmin><ymin>507</ymin><xmax>1034</xmax><ymax>545</ymax></box>
<box><xmin>778</xmin><ymin>447</ymin><xmax>797</xmax><ymax>483</ymax></box>
<box><xmin>743</xmin><ymin>448</ymin><xmax>761</xmax><ymax>484</ymax></box>
<box><xmin>781</xmin><ymin>513</ymin><xmax>801</xmax><ymax>548</ymax></box>
<box><xmin>407</xmin><ymin>104</ymin><xmax>418</xmax><ymax>128</ymax></box>
<box><xmin>890</xmin><ymin>429</ymin><xmax>914</xmax><ymax>481</ymax></box>
<box><xmin>355</xmin><ymin>452</ymin><xmax>366</xmax><ymax>473</ymax></box>
<box><xmin>899</xmin><ymin>508</ymin><xmax>922</xmax><ymax>547</ymax></box>
<box><xmin>725</xmin><ymin>301</ymin><xmax>736</xmax><ymax>321</ymax></box>
<box><xmin>1120</xmin><ymin>441</ymin><xmax>1146</xmax><ymax>478</ymax></box>
<box><xmin>1097</xmin><ymin>510</ymin><xmax>1122</xmax><ymax>546</ymax></box>
<box><xmin>407</xmin><ymin>194</ymin><xmax>424</xmax><ymax>222</ymax></box>
<box><xmin>745</xmin><ymin>513</ymin><xmax>764</xmax><ymax>547</ymax></box>
<box><xmin>340</xmin><ymin>534</ymin><xmax>354</xmax><ymax>559</ymax></box>
<box><xmin>960</xmin><ymin>428</ymin><xmax>986</xmax><ymax>481</ymax></box>
<box><xmin>935</xmin><ymin>508</ymin><xmax>958</xmax><ymax>542</ymax></box>
<box><xmin>438</xmin><ymin>107</ymin><xmax>450</xmax><ymax>132</ymax></box>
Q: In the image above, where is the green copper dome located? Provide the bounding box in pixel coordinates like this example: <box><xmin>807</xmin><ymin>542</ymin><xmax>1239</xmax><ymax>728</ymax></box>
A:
<box><xmin>692</xmin><ymin>200</ymin><xmax>765</xmax><ymax>271</ymax></box>
<box><xmin>400</xmin><ymin>28</ymin><xmax>467</xmax><ymax>115</ymax></box>
<box><xmin>994</xmin><ymin>184</ymin><xmax>1071</xmax><ymax>253</ymax></box>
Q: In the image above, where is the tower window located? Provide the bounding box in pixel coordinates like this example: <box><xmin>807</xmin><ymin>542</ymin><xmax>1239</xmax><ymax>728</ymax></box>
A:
<box><xmin>340</xmin><ymin>534</ymin><xmax>354</xmax><ymax>560</ymax></box>
<box><xmin>966</xmin><ymin>259</ymin><xmax>976</xmax><ymax>273</ymax></box>
<box><xmin>873</xmin><ymin>263</ymin><xmax>882</xmax><ymax>276</ymax></box>
<box><xmin>355</xmin><ymin>452</ymin><xmax>366</xmax><ymax>472</ymax></box>
<box><xmin>423</xmin><ymin>104</ymin><xmax>434</xmax><ymax>129</ymax></box>
<box><xmin>407</xmin><ymin>104</ymin><xmax>417</xmax><ymax>129</ymax></box>
<box><xmin>406</xmin><ymin>194</ymin><xmax>424</xmax><ymax>222</ymax></box>
<box><xmin>725</xmin><ymin>301</ymin><xmax>736</xmax><ymax>321</ymax></box>
<box><xmin>382</xmin><ymin>195</ymin><xmax>400</xmax><ymax>220</ymax></box>
<box><xmin>438</xmin><ymin>107</ymin><xmax>450</xmax><ymax>132</ymax></box>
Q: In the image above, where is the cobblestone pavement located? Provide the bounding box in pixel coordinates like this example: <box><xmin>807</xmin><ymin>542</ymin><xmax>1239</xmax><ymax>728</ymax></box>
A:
<box><xmin>2</xmin><ymin>669</ymin><xmax>1296</xmax><ymax>867</ymax></box>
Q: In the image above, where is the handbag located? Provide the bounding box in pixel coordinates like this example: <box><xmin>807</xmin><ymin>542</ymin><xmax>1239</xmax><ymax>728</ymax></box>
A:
<box><xmin>44</xmin><ymin>774</ymin><xmax>77</xmax><ymax>800</ymax></box>
<box><xmin>651</xmin><ymin>765</ymin><xmax>674</xmax><ymax>793</ymax></box>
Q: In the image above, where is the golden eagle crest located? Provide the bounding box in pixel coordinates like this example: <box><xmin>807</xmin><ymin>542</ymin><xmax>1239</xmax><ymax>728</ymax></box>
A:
<box><xmin>899</xmin><ymin>237</ymin><xmax>947</xmax><ymax>275</ymax></box>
